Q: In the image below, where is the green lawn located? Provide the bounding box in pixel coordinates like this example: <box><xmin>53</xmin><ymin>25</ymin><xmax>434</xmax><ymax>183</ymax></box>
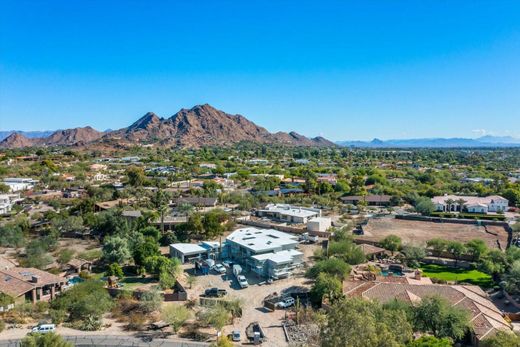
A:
<box><xmin>419</xmin><ymin>263</ymin><xmax>494</xmax><ymax>288</ymax></box>
<box><xmin>119</xmin><ymin>276</ymin><xmax>157</xmax><ymax>289</ymax></box>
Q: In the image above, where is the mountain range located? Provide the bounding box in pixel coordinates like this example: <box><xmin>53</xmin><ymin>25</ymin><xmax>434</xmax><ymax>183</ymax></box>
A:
<box><xmin>0</xmin><ymin>104</ymin><xmax>334</xmax><ymax>149</ymax></box>
<box><xmin>337</xmin><ymin>136</ymin><xmax>520</xmax><ymax>148</ymax></box>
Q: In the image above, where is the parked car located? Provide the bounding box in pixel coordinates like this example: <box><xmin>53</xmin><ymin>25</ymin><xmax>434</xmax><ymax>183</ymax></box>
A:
<box><xmin>32</xmin><ymin>324</ymin><xmax>56</xmax><ymax>333</ymax></box>
<box><xmin>227</xmin><ymin>330</ymin><xmax>241</xmax><ymax>342</ymax></box>
<box><xmin>276</xmin><ymin>297</ymin><xmax>295</xmax><ymax>308</ymax></box>
<box><xmin>204</xmin><ymin>287</ymin><xmax>228</xmax><ymax>297</ymax></box>
<box><xmin>237</xmin><ymin>275</ymin><xmax>249</xmax><ymax>288</ymax></box>
<box><xmin>213</xmin><ymin>263</ymin><xmax>226</xmax><ymax>274</ymax></box>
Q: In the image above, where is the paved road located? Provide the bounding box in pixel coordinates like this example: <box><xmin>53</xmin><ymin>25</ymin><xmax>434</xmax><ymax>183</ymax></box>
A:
<box><xmin>0</xmin><ymin>335</ymin><xmax>209</xmax><ymax>347</ymax></box>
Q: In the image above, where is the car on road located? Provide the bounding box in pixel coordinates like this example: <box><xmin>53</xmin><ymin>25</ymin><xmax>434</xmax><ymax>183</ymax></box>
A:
<box><xmin>32</xmin><ymin>324</ymin><xmax>56</xmax><ymax>333</ymax></box>
<box><xmin>276</xmin><ymin>297</ymin><xmax>295</xmax><ymax>309</ymax></box>
<box><xmin>237</xmin><ymin>274</ymin><xmax>249</xmax><ymax>288</ymax></box>
<box><xmin>204</xmin><ymin>287</ymin><xmax>228</xmax><ymax>297</ymax></box>
<box><xmin>213</xmin><ymin>263</ymin><xmax>226</xmax><ymax>274</ymax></box>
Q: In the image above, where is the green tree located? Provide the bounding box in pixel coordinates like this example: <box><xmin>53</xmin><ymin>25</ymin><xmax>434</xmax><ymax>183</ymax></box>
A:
<box><xmin>51</xmin><ymin>280</ymin><xmax>114</xmax><ymax>323</ymax></box>
<box><xmin>427</xmin><ymin>238</ymin><xmax>448</xmax><ymax>257</ymax></box>
<box><xmin>57</xmin><ymin>249</ymin><xmax>74</xmax><ymax>265</ymax></box>
<box><xmin>465</xmin><ymin>239</ymin><xmax>488</xmax><ymax>262</ymax></box>
<box><xmin>407</xmin><ymin>336</ymin><xmax>453</xmax><ymax>347</ymax></box>
<box><xmin>320</xmin><ymin>297</ymin><xmax>413</xmax><ymax>347</ymax></box>
<box><xmin>310</xmin><ymin>273</ymin><xmax>343</xmax><ymax>305</ymax></box>
<box><xmin>139</xmin><ymin>287</ymin><xmax>162</xmax><ymax>313</ymax></box>
<box><xmin>105</xmin><ymin>263</ymin><xmax>124</xmax><ymax>278</ymax></box>
<box><xmin>199</xmin><ymin>304</ymin><xmax>231</xmax><ymax>337</ymax></box>
<box><xmin>415</xmin><ymin>197</ymin><xmax>435</xmax><ymax>215</ymax></box>
<box><xmin>482</xmin><ymin>330</ymin><xmax>520</xmax><ymax>347</ymax></box>
<box><xmin>414</xmin><ymin>296</ymin><xmax>470</xmax><ymax>340</ymax></box>
<box><xmin>161</xmin><ymin>304</ymin><xmax>191</xmax><ymax>332</ymax></box>
<box><xmin>21</xmin><ymin>333</ymin><xmax>73</xmax><ymax>347</ymax></box>
<box><xmin>126</xmin><ymin>166</ymin><xmax>145</xmax><ymax>187</ymax></box>
<box><xmin>401</xmin><ymin>245</ymin><xmax>426</xmax><ymax>268</ymax></box>
<box><xmin>102</xmin><ymin>236</ymin><xmax>131</xmax><ymax>264</ymax></box>
<box><xmin>133</xmin><ymin>238</ymin><xmax>160</xmax><ymax>266</ymax></box>
<box><xmin>307</xmin><ymin>258</ymin><xmax>351</xmax><ymax>280</ymax></box>
<box><xmin>381</xmin><ymin>235</ymin><xmax>402</xmax><ymax>255</ymax></box>
<box><xmin>446</xmin><ymin>241</ymin><xmax>466</xmax><ymax>265</ymax></box>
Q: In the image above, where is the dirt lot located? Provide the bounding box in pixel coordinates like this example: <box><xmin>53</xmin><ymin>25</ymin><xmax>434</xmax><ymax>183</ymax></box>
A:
<box><xmin>356</xmin><ymin>217</ymin><xmax>509</xmax><ymax>249</ymax></box>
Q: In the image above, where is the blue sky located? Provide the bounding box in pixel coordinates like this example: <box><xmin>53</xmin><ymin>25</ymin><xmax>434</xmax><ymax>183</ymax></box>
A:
<box><xmin>1</xmin><ymin>1</ymin><xmax>519</xmax><ymax>141</ymax></box>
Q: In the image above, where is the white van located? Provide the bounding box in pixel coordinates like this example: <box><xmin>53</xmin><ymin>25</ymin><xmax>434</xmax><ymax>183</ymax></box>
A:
<box><xmin>32</xmin><ymin>324</ymin><xmax>56</xmax><ymax>333</ymax></box>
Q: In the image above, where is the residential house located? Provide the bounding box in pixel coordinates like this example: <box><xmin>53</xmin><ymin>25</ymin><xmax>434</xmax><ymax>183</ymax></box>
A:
<box><xmin>0</xmin><ymin>193</ymin><xmax>21</xmax><ymax>215</ymax></box>
<box><xmin>0</xmin><ymin>267</ymin><xmax>66</xmax><ymax>304</ymax></box>
<box><xmin>343</xmin><ymin>279</ymin><xmax>512</xmax><ymax>345</ymax></box>
<box><xmin>2</xmin><ymin>178</ymin><xmax>37</xmax><ymax>192</ymax></box>
<box><xmin>225</xmin><ymin>227</ymin><xmax>303</xmax><ymax>279</ymax></box>
<box><xmin>341</xmin><ymin>195</ymin><xmax>393</xmax><ymax>207</ymax></box>
<box><xmin>432</xmin><ymin>195</ymin><xmax>509</xmax><ymax>213</ymax></box>
<box><xmin>257</xmin><ymin>204</ymin><xmax>321</xmax><ymax>224</ymax></box>
<box><xmin>175</xmin><ymin>196</ymin><xmax>218</xmax><ymax>210</ymax></box>
<box><xmin>169</xmin><ymin>241</ymin><xmax>220</xmax><ymax>263</ymax></box>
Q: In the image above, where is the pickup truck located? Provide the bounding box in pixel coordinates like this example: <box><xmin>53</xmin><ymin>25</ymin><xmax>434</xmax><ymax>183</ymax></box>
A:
<box><xmin>204</xmin><ymin>288</ymin><xmax>228</xmax><ymax>297</ymax></box>
<box><xmin>237</xmin><ymin>274</ymin><xmax>249</xmax><ymax>288</ymax></box>
<box><xmin>276</xmin><ymin>297</ymin><xmax>295</xmax><ymax>309</ymax></box>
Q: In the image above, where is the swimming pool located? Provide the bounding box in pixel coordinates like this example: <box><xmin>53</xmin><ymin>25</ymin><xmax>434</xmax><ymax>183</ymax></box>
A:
<box><xmin>67</xmin><ymin>276</ymin><xmax>84</xmax><ymax>285</ymax></box>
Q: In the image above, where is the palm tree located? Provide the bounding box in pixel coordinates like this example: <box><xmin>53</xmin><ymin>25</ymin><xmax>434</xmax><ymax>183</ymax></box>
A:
<box><xmin>456</xmin><ymin>198</ymin><xmax>467</xmax><ymax>213</ymax></box>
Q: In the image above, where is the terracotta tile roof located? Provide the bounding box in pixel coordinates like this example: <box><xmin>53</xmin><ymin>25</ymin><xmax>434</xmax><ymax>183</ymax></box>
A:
<box><xmin>0</xmin><ymin>267</ymin><xmax>65</xmax><ymax>298</ymax></box>
<box><xmin>343</xmin><ymin>280</ymin><xmax>511</xmax><ymax>341</ymax></box>
<box><xmin>0</xmin><ymin>272</ymin><xmax>34</xmax><ymax>297</ymax></box>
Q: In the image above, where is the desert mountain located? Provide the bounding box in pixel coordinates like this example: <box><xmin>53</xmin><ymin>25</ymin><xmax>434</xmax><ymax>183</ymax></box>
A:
<box><xmin>0</xmin><ymin>127</ymin><xmax>102</xmax><ymax>148</ymax></box>
<box><xmin>1</xmin><ymin>104</ymin><xmax>334</xmax><ymax>148</ymax></box>
<box><xmin>0</xmin><ymin>132</ymin><xmax>36</xmax><ymax>148</ymax></box>
<box><xmin>42</xmin><ymin>126</ymin><xmax>102</xmax><ymax>146</ymax></box>
<box><xmin>107</xmin><ymin>104</ymin><xmax>333</xmax><ymax>147</ymax></box>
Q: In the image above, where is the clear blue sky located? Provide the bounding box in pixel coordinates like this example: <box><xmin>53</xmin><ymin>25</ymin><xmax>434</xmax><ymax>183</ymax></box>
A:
<box><xmin>1</xmin><ymin>1</ymin><xmax>519</xmax><ymax>141</ymax></box>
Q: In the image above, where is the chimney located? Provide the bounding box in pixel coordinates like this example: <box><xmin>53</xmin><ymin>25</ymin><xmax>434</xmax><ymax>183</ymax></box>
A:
<box><xmin>415</xmin><ymin>270</ymin><xmax>421</xmax><ymax>280</ymax></box>
<box><xmin>31</xmin><ymin>275</ymin><xmax>40</xmax><ymax>283</ymax></box>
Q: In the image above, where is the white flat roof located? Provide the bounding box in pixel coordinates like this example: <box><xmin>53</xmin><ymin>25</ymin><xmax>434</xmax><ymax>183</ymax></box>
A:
<box><xmin>251</xmin><ymin>249</ymin><xmax>303</xmax><ymax>264</ymax></box>
<box><xmin>226</xmin><ymin>227</ymin><xmax>298</xmax><ymax>253</ymax></box>
<box><xmin>261</xmin><ymin>204</ymin><xmax>318</xmax><ymax>218</ymax></box>
<box><xmin>170</xmin><ymin>243</ymin><xmax>207</xmax><ymax>255</ymax></box>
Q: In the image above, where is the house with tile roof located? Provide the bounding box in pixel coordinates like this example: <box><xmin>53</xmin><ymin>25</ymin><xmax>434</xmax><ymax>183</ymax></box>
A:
<box><xmin>342</xmin><ymin>279</ymin><xmax>512</xmax><ymax>345</ymax></box>
<box><xmin>0</xmin><ymin>267</ymin><xmax>66</xmax><ymax>305</ymax></box>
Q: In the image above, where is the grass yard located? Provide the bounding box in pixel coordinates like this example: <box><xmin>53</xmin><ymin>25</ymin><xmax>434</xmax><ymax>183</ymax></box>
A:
<box><xmin>419</xmin><ymin>263</ymin><xmax>494</xmax><ymax>288</ymax></box>
<box><xmin>120</xmin><ymin>276</ymin><xmax>157</xmax><ymax>289</ymax></box>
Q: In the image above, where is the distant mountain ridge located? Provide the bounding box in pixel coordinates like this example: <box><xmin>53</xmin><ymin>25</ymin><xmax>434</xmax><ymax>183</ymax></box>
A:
<box><xmin>0</xmin><ymin>130</ymin><xmax>55</xmax><ymax>141</ymax></box>
<box><xmin>337</xmin><ymin>136</ymin><xmax>520</xmax><ymax>148</ymax></box>
<box><xmin>0</xmin><ymin>104</ymin><xmax>334</xmax><ymax>148</ymax></box>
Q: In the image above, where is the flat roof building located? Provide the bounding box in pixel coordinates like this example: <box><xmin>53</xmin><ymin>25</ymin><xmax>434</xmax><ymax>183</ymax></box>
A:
<box><xmin>257</xmin><ymin>203</ymin><xmax>320</xmax><ymax>224</ymax></box>
<box><xmin>225</xmin><ymin>227</ymin><xmax>302</xmax><ymax>279</ymax></box>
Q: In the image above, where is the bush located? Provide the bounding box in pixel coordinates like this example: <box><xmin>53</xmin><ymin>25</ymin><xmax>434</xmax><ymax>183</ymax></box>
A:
<box><xmin>50</xmin><ymin>309</ymin><xmax>67</xmax><ymax>325</ymax></box>
<box><xmin>0</xmin><ymin>320</ymin><xmax>5</xmax><ymax>333</ymax></box>
<box><xmin>126</xmin><ymin>312</ymin><xmax>146</xmax><ymax>331</ymax></box>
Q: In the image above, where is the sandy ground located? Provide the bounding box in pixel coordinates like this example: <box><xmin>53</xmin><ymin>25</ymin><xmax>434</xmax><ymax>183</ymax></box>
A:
<box><xmin>357</xmin><ymin>217</ymin><xmax>509</xmax><ymax>249</ymax></box>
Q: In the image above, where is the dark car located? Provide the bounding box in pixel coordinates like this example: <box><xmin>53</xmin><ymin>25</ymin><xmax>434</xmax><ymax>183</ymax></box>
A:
<box><xmin>204</xmin><ymin>288</ymin><xmax>227</xmax><ymax>297</ymax></box>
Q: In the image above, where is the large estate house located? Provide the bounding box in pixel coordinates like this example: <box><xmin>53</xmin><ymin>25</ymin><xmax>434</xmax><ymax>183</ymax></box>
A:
<box><xmin>225</xmin><ymin>227</ymin><xmax>303</xmax><ymax>279</ymax></box>
<box><xmin>432</xmin><ymin>195</ymin><xmax>509</xmax><ymax>213</ymax></box>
